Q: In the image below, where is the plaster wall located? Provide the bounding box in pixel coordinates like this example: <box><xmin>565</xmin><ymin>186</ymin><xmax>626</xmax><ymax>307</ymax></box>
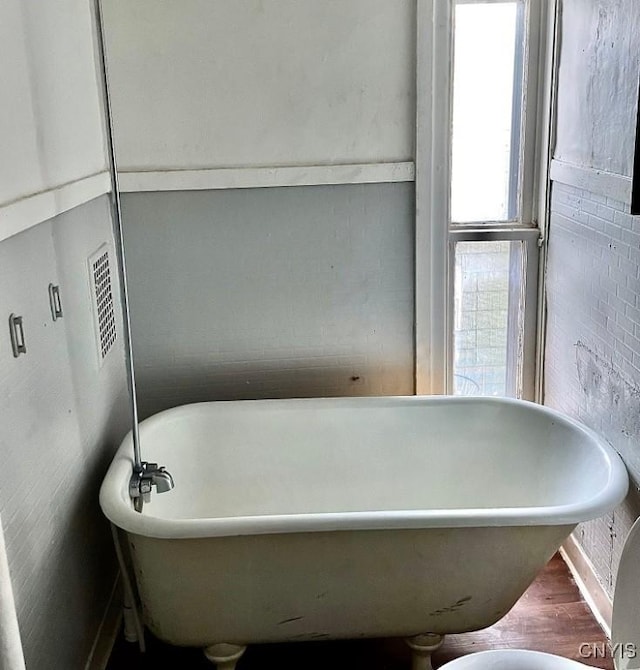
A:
<box><xmin>101</xmin><ymin>0</ymin><xmax>415</xmax><ymax>171</ymax></box>
<box><xmin>554</xmin><ymin>0</ymin><xmax>640</xmax><ymax>176</ymax></box>
<box><xmin>545</xmin><ymin>183</ymin><xmax>640</xmax><ymax>595</ymax></box>
<box><xmin>0</xmin><ymin>197</ymin><xmax>129</xmax><ymax>669</ymax></box>
<box><xmin>0</xmin><ymin>1</ymin><xmax>130</xmax><ymax>665</ymax></box>
<box><xmin>545</xmin><ymin>1</ymin><xmax>640</xmax><ymax>597</ymax></box>
<box><xmin>0</xmin><ymin>0</ymin><xmax>106</xmax><ymax>208</ymax></box>
<box><xmin>121</xmin><ymin>184</ymin><xmax>415</xmax><ymax>419</ymax></box>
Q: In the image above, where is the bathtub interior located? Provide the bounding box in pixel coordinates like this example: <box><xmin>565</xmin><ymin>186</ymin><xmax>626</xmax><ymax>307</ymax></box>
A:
<box><xmin>118</xmin><ymin>397</ymin><xmax>618</xmax><ymax>522</ymax></box>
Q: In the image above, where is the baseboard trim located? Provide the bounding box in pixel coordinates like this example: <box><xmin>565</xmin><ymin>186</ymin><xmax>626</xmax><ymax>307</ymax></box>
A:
<box><xmin>560</xmin><ymin>533</ymin><xmax>613</xmax><ymax>638</ymax></box>
<box><xmin>85</xmin><ymin>575</ymin><xmax>122</xmax><ymax>670</ymax></box>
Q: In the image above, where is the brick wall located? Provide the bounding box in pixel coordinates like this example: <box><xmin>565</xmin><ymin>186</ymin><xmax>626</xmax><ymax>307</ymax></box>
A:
<box><xmin>545</xmin><ymin>182</ymin><xmax>640</xmax><ymax>596</ymax></box>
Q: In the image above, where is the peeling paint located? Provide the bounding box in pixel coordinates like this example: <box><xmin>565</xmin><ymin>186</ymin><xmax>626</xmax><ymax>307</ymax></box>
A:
<box><xmin>575</xmin><ymin>341</ymin><xmax>640</xmax><ymax>444</ymax></box>
<box><xmin>555</xmin><ymin>0</ymin><xmax>640</xmax><ymax>176</ymax></box>
<box><xmin>277</xmin><ymin>616</ymin><xmax>304</xmax><ymax>625</ymax></box>
<box><xmin>607</xmin><ymin>511</ymin><xmax>616</xmax><ymax>592</ymax></box>
<box><xmin>429</xmin><ymin>596</ymin><xmax>472</xmax><ymax>617</ymax></box>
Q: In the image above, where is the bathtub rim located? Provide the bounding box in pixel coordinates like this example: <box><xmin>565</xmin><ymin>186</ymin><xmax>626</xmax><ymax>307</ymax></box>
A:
<box><xmin>99</xmin><ymin>396</ymin><xmax>629</xmax><ymax>539</ymax></box>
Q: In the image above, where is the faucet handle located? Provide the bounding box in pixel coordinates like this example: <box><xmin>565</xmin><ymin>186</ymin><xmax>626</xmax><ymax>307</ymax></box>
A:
<box><xmin>150</xmin><ymin>467</ymin><xmax>175</xmax><ymax>494</ymax></box>
<box><xmin>129</xmin><ymin>461</ymin><xmax>175</xmax><ymax>502</ymax></box>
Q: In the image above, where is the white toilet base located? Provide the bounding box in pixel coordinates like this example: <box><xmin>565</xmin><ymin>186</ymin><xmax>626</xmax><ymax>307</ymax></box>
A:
<box><xmin>438</xmin><ymin>649</ymin><xmax>602</xmax><ymax>670</ymax></box>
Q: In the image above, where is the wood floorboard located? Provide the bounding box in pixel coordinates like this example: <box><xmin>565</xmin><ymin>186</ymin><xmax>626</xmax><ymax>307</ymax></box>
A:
<box><xmin>106</xmin><ymin>553</ymin><xmax>613</xmax><ymax>669</ymax></box>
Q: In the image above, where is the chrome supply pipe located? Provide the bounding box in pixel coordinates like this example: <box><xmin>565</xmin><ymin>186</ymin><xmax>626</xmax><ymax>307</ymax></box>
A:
<box><xmin>93</xmin><ymin>0</ymin><xmax>140</xmax><ymax>469</ymax></box>
<box><xmin>93</xmin><ymin>0</ymin><xmax>174</xmax><ymax>508</ymax></box>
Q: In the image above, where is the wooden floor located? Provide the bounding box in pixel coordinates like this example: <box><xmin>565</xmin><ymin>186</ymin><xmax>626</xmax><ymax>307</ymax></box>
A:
<box><xmin>107</xmin><ymin>554</ymin><xmax>612</xmax><ymax>669</ymax></box>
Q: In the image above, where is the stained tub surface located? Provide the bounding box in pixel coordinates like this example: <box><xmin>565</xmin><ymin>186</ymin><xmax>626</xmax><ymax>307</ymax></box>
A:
<box><xmin>99</xmin><ymin>396</ymin><xmax>628</xmax><ymax>648</ymax></box>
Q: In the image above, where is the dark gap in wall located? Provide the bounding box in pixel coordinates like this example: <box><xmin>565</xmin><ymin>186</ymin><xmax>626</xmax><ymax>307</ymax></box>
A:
<box><xmin>631</xmin><ymin>71</ymin><xmax>640</xmax><ymax>215</ymax></box>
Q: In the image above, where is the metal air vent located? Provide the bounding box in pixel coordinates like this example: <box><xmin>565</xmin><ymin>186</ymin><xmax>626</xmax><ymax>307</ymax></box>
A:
<box><xmin>89</xmin><ymin>245</ymin><xmax>117</xmax><ymax>363</ymax></box>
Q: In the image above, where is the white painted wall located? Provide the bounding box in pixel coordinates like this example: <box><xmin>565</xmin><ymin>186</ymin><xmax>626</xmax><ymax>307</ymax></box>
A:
<box><xmin>546</xmin><ymin>0</ymin><xmax>640</xmax><ymax>600</ymax></box>
<box><xmin>101</xmin><ymin>0</ymin><xmax>415</xmax><ymax>172</ymax></box>
<box><xmin>554</xmin><ymin>0</ymin><xmax>640</xmax><ymax>176</ymax></box>
<box><xmin>0</xmin><ymin>1</ymin><xmax>130</xmax><ymax>666</ymax></box>
<box><xmin>545</xmin><ymin>184</ymin><xmax>640</xmax><ymax>597</ymax></box>
<box><xmin>102</xmin><ymin>0</ymin><xmax>419</xmax><ymax>416</ymax></box>
<box><xmin>122</xmin><ymin>184</ymin><xmax>415</xmax><ymax>419</ymax></box>
<box><xmin>0</xmin><ymin>197</ymin><xmax>129</xmax><ymax>669</ymax></box>
<box><xmin>0</xmin><ymin>0</ymin><xmax>107</xmax><ymax>208</ymax></box>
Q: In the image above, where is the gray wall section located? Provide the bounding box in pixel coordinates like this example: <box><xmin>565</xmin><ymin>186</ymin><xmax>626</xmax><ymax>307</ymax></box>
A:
<box><xmin>121</xmin><ymin>183</ymin><xmax>415</xmax><ymax>419</ymax></box>
<box><xmin>0</xmin><ymin>196</ymin><xmax>129</xmax><ymax>669</ymax></box>
<box><xmin>545</xmin><ymin>182</ymin><xmax>640</xmax><ymax>597</ymax></box>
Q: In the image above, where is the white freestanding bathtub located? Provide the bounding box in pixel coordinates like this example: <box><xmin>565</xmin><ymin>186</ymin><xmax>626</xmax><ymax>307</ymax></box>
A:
<box><xmin>100</xmin><ymin>396</ymin><xmax>628</xmax><ymax>669</ymax></box>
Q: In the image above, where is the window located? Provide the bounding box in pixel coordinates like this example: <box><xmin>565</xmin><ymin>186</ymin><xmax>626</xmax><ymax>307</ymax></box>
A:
<box><xmin>449</xmin><ymin>0</ymin><xmax>541</xmax><ymax>399</ymax></box>
<box><xmin>453</xmin><ymin>240</ymin><xmax>525</xmax><ymax>396</ymax></box>
<box><xmin>451</xmin><ymin>1</ymin><xmax>523</xmax><ymax>224</ymax></box>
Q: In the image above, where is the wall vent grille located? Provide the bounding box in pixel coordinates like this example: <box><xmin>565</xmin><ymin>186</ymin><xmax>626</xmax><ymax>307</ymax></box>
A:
<box><xmin>89</xmin><ymin>245</ymin><xmax>117</xmax><ymax>362</ymax></box>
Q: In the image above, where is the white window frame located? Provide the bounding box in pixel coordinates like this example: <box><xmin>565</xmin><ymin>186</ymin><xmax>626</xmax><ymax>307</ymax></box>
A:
<box><xmin>415</xmin><ymin>0</ymin><xmax>548</xmax><ymax>400</ymax></box>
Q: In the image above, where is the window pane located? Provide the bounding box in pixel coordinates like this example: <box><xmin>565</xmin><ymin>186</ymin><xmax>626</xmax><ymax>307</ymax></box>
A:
<box><xmin>453</xmin><ymin>241</ymin><xmax>524</xmax><ymax>397</ymax></box>
<box><xmin>451</xmin><ymin>2</ymin><xmax>524</xmax><ymax>223</ymax></box>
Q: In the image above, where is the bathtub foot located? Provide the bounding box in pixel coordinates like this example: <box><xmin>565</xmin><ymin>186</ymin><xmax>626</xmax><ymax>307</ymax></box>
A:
<box><xmin>405</xmin><ymin>633</ymin><xmax>444</xmax><ymax>670</ymax></box>
<box><xmin>203</xmin><ymin>643</ymin><xmax>247</xmax><ymax>670</ymax></box>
